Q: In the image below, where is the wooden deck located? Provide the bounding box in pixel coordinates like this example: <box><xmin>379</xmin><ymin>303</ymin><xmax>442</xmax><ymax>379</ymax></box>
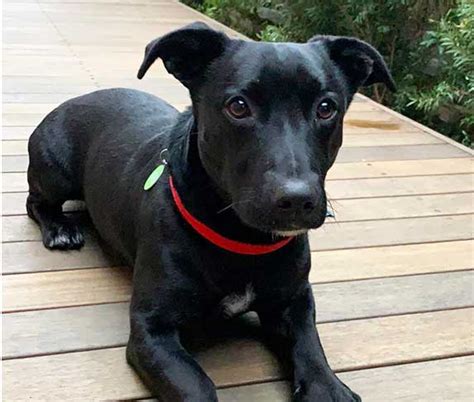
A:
<box><xmin>2</xmin><ymin>0</ymin><xmax>474</xmax><ymax>400</ymax></box>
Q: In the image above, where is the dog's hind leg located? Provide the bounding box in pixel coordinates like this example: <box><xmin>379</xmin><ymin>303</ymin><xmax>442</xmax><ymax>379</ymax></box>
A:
<box><xmin>26</xmin><ymin>192</ymin><xmax>84</xmax><ymax>250</ymax></box>
<box><xmin>27</xmin><ymin>127</ymin><xmax>85</xmax><ymax>250</ymax></box>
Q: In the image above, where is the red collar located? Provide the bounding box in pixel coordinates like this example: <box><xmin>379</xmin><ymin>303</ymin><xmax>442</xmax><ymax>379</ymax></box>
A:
<box><xmin>168</xmin><ymin>176</ymin><xmax>294</xmax><ymax>255</ymax></box>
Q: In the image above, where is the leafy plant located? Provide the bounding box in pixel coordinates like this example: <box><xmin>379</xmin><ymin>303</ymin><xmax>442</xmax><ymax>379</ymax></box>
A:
<box><xmin>399</xmin><ymin>2</ymin><xmax>473</xmax><ymax>146</ymax></box>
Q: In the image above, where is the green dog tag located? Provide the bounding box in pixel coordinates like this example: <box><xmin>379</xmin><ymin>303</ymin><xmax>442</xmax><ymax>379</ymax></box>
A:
<box><xmin>144</xmin><ymin>164</ymin><xmax>165</xmax><ymax>190</ymax></box>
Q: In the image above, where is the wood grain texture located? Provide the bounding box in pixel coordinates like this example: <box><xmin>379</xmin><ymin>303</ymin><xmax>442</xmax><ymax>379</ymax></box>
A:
<box><xmin>357</xmin><ymin>93</ymin><xmax>474</xmax><ymax>156</ymax></box>
<box><xmin>341</xmin><ymin>132</ymin><xmax>443</xmax><ymax>146</ymax></box>
<box><xmin>3</xmin><ymin>173</ymin><xmax>28</xmax><ymax>192</ymax></box>
<box><xmin>2</xmin><ymin>143</ymin><xmax>466</xmax><ymax>173</ymax></box>
<box><xmin>217</xmin><ymin>356</ymin><xmax>474</xmax><ymax>402</ymax></box>
<box><xmin>3</xmin><ymin>175</ymin><xmax>473</xmax><ymax>214</ymax></box>
<box><xmin>3</xmin><ymin>309</ymin><xmax>473</xmax><ymax>399</ymax></box>
<box><xmin>4</xmin><ymin>159</ymin><xmax>472</xmax><ymax>192</ymax></box>
<box><xmin>1</xmin><ymin>131</ymin><xmax>444</xmax><ymax>148</ymax></box>
<box><xmin>309</xmin><ymin>214</ymin><xmax>473</xmax><ymax>250</ymax></box>
<box><xmin>2</xmin><ymin>240</ymin><xmax>113</xmax><ymax>274</ymax></box>
<box><xmin>336</xmin><ymin>144</ymin><xmax>469</xmax><ymax>162</ymax></box>
<box><xmin>4</xmin><ymin>241</ymin><xmax>472</xmax><ymax>308</ymax></box>
<box><xmin>2</xmin><ymin>192</ymin><xmax>84</xmax><ymax>215</ymax></box>
<box><xmin>1</xmin><ymin>127</ymin><xmax>35</xmax><ymax>141</ymax></box>
<box><xmin>330</xmin><ymin>192</ymin><xmax>474</xmax><ymax>221</ymax></box>
<box><xmin>2</xmin><ymin>155</ymin><xmax>29</xmax><ymax>172</ymax></box>
<box><xmin>329</xmin><ymin>158</ymin><xmax>473</xmax><ymax>179</ymax></box>
<box><xmin>3</xmin><ymin>267</ymin><xmax>131</xmax><ymax>312</ymax></box>
<box><xmin>325</xmin><ymin>174</ymin><xmax>473</xmax><ymax>199</ymax></box>
<box><xmin>310</xmin><ymin>240</ymin><xmax>473</xmax><ymax>282</ymax></box>
<box><xmin>4</xmin><ymin>271</ymin><xmax>472</xmax><ymax>358</ymax></box>
<box><xmin>3</xmin><ymin>214</ymin><xmax>98</xmax><ymax>242</ymax></box>
<box><xmin>3</xmin><ymin>214</ymin><xmax>472</xmax><ymax>247</ymax></box>
<box><xmin>3</xmin><ymin>190</ymin><xmax>472</xmax><ymax>221</ymax></box>
<box><xmin>4</xmin><ymin>141</ymin><xmax>466</xmax><ymax>165</ymax></box>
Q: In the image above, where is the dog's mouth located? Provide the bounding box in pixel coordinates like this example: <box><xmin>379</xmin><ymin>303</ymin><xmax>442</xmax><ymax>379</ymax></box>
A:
<box><xmin>232</xmin><ymin>202</ymin><xmax>328</xmax><ymax>238</ymax></box>
<box><xmin>272</xmin><ymin>228</ymin><xmax>309</xmax><ymax>237</ymax></box>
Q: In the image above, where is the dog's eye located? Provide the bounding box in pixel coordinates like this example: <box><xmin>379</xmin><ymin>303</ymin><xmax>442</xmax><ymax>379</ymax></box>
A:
<box><xmin>316</xmin><ymin>99</ymin><xmax>337</xmax><ymax>120</ymax></box>
<box><xmin>225</xmin><ymin>97</ymin><xmax>251</xmax><ymax>119</ymax></box>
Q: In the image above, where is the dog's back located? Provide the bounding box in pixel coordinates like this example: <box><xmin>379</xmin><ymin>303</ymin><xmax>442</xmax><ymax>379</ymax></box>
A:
<box><xmin>27</xmin><ymin>88</ymin><xmax>178</xmax><ymax>250</ymax></box>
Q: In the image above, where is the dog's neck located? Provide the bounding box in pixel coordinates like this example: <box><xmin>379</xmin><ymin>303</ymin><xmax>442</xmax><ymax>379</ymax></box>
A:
<box><xmin>167</xmin><ymin>109</ymin><xmax>282</xmax><ymax>245</ymax></box>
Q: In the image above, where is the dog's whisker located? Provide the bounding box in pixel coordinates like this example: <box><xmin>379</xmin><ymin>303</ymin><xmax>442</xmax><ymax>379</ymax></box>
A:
<box><xmin>326</xmin><ymin>197</ymin><xmax>337</xmax><ymax>220</ymax></box>
<box><xmin>216</xmin><ymin>199</ymin><xmax>253</xmax><ymax>214</ymax></box>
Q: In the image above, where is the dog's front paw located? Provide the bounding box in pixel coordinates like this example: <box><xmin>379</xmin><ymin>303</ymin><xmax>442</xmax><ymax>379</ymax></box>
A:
<box><xmin>294</xmin><ymin>379</ymin><xmax>361</xmax><ymax>402</ymax></box>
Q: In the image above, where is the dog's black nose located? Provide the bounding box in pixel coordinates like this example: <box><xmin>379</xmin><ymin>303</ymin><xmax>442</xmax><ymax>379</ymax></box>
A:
<box><xmin>275</xmin><ymin>180</ymin><xmax>316</xmax><ymax>213</ymax></box>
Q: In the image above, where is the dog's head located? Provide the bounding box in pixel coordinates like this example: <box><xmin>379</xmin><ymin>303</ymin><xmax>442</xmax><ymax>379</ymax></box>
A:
<box><xmin>138</xmin><ymin>22</ymin><xmax>395</xmax><ymax>236</ymax></box>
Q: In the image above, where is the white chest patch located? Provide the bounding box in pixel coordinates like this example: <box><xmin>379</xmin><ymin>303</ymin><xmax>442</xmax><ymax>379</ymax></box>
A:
<box><xmin>220</xmin><ymin>284</ymin><xmax>255</xmax><ymax>318</ymax></box>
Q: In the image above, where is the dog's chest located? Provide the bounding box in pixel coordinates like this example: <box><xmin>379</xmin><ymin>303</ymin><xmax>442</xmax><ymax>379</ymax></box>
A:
<box><xmin>219</xmin><ymin>284</ymin><xmax>255</xmax><ymax>318</ymax></box>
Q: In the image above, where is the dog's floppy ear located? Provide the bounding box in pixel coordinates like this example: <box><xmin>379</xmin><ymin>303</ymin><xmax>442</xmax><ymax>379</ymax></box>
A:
<box><xmin>309</xmin><ymin>35</ymin><xmax>396</xmax><ymax>92</ymax></box>
<box><xmin>137</xmin><ymin>22</ymin><xmax>229</xmax><ymax>88</ymax></box>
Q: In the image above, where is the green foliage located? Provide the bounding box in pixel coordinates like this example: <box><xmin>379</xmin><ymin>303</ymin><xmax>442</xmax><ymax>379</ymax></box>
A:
<box><xmin>183</xmin><ymin>0</ymin><xmax>473</xmax><ymax>146</ymax></box>
<box><xmin>399</xmin><ymin>2</ymin><xmax>473</xmax><ymax>146</ymax></box>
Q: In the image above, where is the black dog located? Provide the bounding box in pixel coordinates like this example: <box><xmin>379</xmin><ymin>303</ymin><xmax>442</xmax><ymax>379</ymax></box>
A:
<box><xmin>27</xmin><ymin>22</ymin><xmax>394</xmax><ymax>401</ymax></box>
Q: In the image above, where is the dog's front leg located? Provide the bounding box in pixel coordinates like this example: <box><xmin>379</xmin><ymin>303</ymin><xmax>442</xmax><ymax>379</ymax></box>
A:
<box><xmin>126</xmin><ymin>308</ymin><xmax>217</xmax><ymax>402</ymax></box>
<box><xmin>258</xmin><ymin>282</ymin><xmax>360</xmax><ymax>402</ymax></box>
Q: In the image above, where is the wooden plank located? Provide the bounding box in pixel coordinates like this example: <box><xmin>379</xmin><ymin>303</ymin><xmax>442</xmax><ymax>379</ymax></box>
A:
<box><xmin>2</xmin><ymin>240</ymin><xmax>113</xmax><ymax>274</ymax></box>
<box><xmin>4</xmin><ymin>188</ymin><xmax>471</xmax><ymax>221</ymax></box>
<box><xmin>337</xmin><ymin>144</ymin><xmax>469</xmax><ymax>162</ymax></box>
<box><xmin>343</xmin><ymin>132</ymin><xmax>443</xmax><ymax>146</ymax></box>
<box><xmin>2</xmin><ymin>114</ymin><xmax>46</xmax><ymax>127</ymax></box>
<box><xmin>357</xmin><ymin>93</ymin><xmax>474</xmax><ymax>156</ymax></box>
<box><xmin>309</xmin><ymin>214</ymin><xmax>473</xmax><ymax>250</ymax></box>
<box><xmin>6</xmin><ymin>139</ymin><xmax>467</xmax><ymax>161</ymax></box>
<box><xmin>2</xmin><ymin>77</ymin><xmax>97</xmax><ymax>94</ymax></box>
<box><xmin>329</xmin><ymin>158</ymin><xmax>473</xmax><ymax>179</ymax></box>
<box><xmin>3</xmin><ymin>174</ymin><xmax>473</xmax><ymax>209</ymax></box>
<box><xmin>339</xmin><ymin>356</ymin><xmax>474</xmax><ymax>402</ymax></box>
<box><xmin>3</xmin><ymin>61</ymin><xmax>86</xmax><ymax>77</ymax></box>
<box><xmin>2</xmin><ymin>214</ymin><xmax>96</xmax><ymax>242</ymax></box>
<box><xmin>310</xmin><ymin>240</ymin><xmax>473</xmax><ymax>283</ymax></box>
<box><xmin>7</xmin><ymin>235</ymin><xmax>473</xmax><ymax>284</ymax></box>
<box><xmin>2</xmin><ymin>93</ymin><xmax>85</xmax><ymax>104</ymax></box>
<box><xmin>2</xmin><ymin>193</ymin><xmax>84</xmax><ymax>215</ymax></box>
<box><xmin>325</xmin><ymin>174</ymin><xmax>473</xmax><ymax>199</ymax></box>
<box><xmin>217</xmin><ymin>357</ymin><xmax>474</xmax><ymax>402</ymax></box>
<box><xmin>329</xmin><ymin>193</ymin><xmax>474</xmax><ymax>222</ymax></box>
<box><xmin>342</xmin><ymin>116</ymin><xmax>419</xmax><ymax>134</ymax></box>
<box><xmin>0</xmin><ymin>109</ymin><xmax>392</xmax><ymax>128</ymax></box>
<box><xmin>3</xmin><ymin>214</ymin><xmax>473</xmax><ymax>250</ymax></box>
<box><xmin>3</xmin><ymin>309</ymin><xmax>472</xmax><ymax>399</ymax></box>
<box><xmin>3</xmin><ymin>303</ymin><xmax>129</xmax><ymax>358</ymax></box>
<box><xmin>2</xmin><ymin>192</ymin><xmax>29</xmax><ymax>214</ymax></box>
<box><xmin>3</xmin><ymin>211</ymin><xmax>472</xmax><ymax>247</ymax></box>
<box><xmin>2</xmin><ymin>155</ymin><xmax>29</xmax><ymax>173</ymax></box>
<box><xmin>2</xmin><ymin>145</ymin><xmax>465</xmax><ymax>176</ymax></box>
<box><xmin>313</xmin><ymin>270</ymin><xmax>474</xmax><ymax>322</ymax></box>
<box><xmin>3</xmin><ymin>271</ymin><xmax>472</xmax><ymax>358</ymax></box>
<box><xmin>343</xmin><ymin>110</ymin><xmax>412</xmax><ymax>122</ymax></box>
<box><xmin>0</xmin><ymin>131</ymin><xmax>443</xmax><ymax>149</ymax></box>
<box><xmin>3</xmin><ymin>267</ymin><xmax>130</xmax><ymax>312</ymax></box>
<box><xmin>4</xmin><ymin>159</ymin><xmax>473</xmax><ymax>192</ymax></box>
<box><xmin>2</xmin><ymin>103</ymin><xmax>61</xmax><ymax>113</ymax></box>
<box><xmin>2</xmin><ymin>140</ymin><xmax>29</xmax><ymax>156</ymax></box>
<box><xmin>3</xmin><ymin>109</ymin><xmax>412</xmax><ymax>128</ymax></box>
<box><xmin>3</xmin><ymin>173</ymin><xmax>28</xmax><ymax>192</ymax></box>
<box><xmin>3</xmin><ymin>237</ymin><xmax>471</xmax><ymax>291</ymax></box>
<box><xmin>1</xmin><ymin>128</ymin><xmax>34</xmax><ymax>141</ymax></box>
